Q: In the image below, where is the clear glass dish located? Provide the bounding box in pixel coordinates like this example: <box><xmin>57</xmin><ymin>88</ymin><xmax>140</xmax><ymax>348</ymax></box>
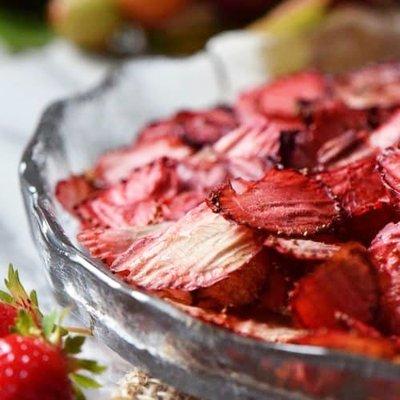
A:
<box><xmin>20</xmin><ymin>52</ymin><xmax>400</xmax><ymax>400</ymax></box>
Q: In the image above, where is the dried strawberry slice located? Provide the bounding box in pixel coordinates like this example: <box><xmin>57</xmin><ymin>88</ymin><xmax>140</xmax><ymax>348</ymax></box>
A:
<box><xmin>292</xmin><ymin>330</ymin><xmax>397</xmax><ymax>359</ymax></box>
<box><xmin>175</xmin><ymin>106</ymin><xmax>238</xmax><ymax>147</ymax></box>
<box><xmin>78</xmin><ymin>223</ymin><xmax>171</xmax><ymax>265</ymax></box>
<box><xmin>264</xmin><ymin>236</ymin><xmax>340</xmax><ymax>261</ymax></box>
<box><xmin>369</xmin><ymin>222</ymin><xmax>400</xmax><ymax>334</ymax></box>
<box><xmin>176</xmin><ymin>151</ymin><xmax>228</xmax><ymax>192</ymax></box>
<box><xmin>195</xmin><ymin>251</ymin><xmax>269</xmax><ymax>309</ymax></box>
<box><xmin>160</xmin><ymin>191</ymin><xmax>204</xmax><ymax>221</ymax></box>
<box><xmin>55</xmin><ymin>175</ymin><xmax>95</xmax><ymax>214</ymax></box>
<box><xmin>92</xmin><ymin>136</ymin><xmax>192</xmax><ymax>186</ymax></box>
<box><xmin>213</xmin><ymin>123</ymin><xmax>297</xmax><ymax>163</ymax></box>
<box><xmin>138</xmin><ymin>106</ymin><xmax>237</xmax><ymax>147</ymax></box>
<box><xmin>76</xmin><ymin>198</ymin><xmax>162</xmax><ymax>229</ymax></box>
<box><xmin>175</xmin><ymin>303</ymin><xmax>305</xmax><ymax>343</ymax></box>
<box><xmin>208</xmin><ymin>169</ymin><xmax>341</xmax><ymax>236</ymax></box>
<box><xmin>317</xmin><ymin>156</ymin><xmax>391</xmax><ymax>218</ymax></box>
<box><xmin>111</xmin><ymin>203</ymin><xmax>263</xmax><ymax>291</ymax></box>
<box><xmin>369</xmin><ymin>109</ymin><xmax>400</xmax><ymax>151</ymax></box>
<box><xmin>76</xmin><ymin>159</ymin><xmax>179</xmax><ymax>229</ymax></box>
<box><xmin>98</xmin><ymin>158</ymin><xmax>179</xmax><ymax>206</ymax></box>
<box><xmin>236</xmin><ymin>71</ymin><xmax>329</xmax><ymax>121</ymax></box>
<box><xmin>291</xmin><ymin>243</ymin><xmax>378</xmax><ymax>329</ymax></box>
<box><xmin>335</xmin><ymin>62</ymin><xmax>400</xmax><ymax>109</ymax></box>
<box><xmin>378</xmin><ymin>146</ymin><xmax>400</xmax><ymax>200</ymax></box>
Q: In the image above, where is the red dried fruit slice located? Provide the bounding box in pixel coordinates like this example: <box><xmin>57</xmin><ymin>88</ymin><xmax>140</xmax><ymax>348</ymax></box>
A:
<box><xmin>112</xmin><ymin>203</ymin><xmax>263</xmax><ymax>291</ymax></box>
<box><xmin>317</xmin><ymin>156</ymin><xmax>391</xmax><ymax>218</ymax></box>
<box><xmin>257</xmin><ymin>264</ymin><xmax>289</xmax><ymax>313</ymax></box>
<box><xmin>335</xmin><ymin>62</ymin><xmax>400</xmax><ymax>109</ymax></box>
<box><xmin>138</xmin><ymin>106</ymin><xmax>237</xmax><ymax>147</ymax></box>
<box><xmin>55</xmin><ymin>175</ymin><xmax>95</xmax><ymax>214</ymax></box>
<box><xmin>175</xmin><ymin>303</ymin><xmax>305</xmax><ymax>343</ymax></box>
<box><xmin>176</xmin><ymin>151</ymin><xmax>228</xmax><ymax>192</ymax></box>
<box><xmin>76</xmin><ymin>198</ymin><xmax>162</xmax><ymax>229</ymax></box>
<box><xmin>160</xmin><ymin>191</ymin><xmax>204</xmax><ymax>221</ymax></box>
<box><xmin>195</xmin><ymin>251</ymin><xmax>269</xmax><ymax>309</ymax></box>
<box><xmin>97</xmin><ymin>158</ymin><xmax>179</xmax><ymax>206</ymax></box>
<box><xmin>292</xmin><ymin>330</ymin><xmax>397</xmax><ymax>359</ymax></box>
<box><xmin>264</xmin><ymin>236</ymin><xmax>340</xmax><ymax>261</ymax></box>
<box><xmin>78</xmin><ymin>223</ymin><xmax>172</xmax><ymax>265</ymax></box>
<box><xmin>92</xmin><ymin>135</ymin><xmax>192</xmax><ymax>186</ymax></box>
<box><xmin>76</xmin><ymin>159</ymin><xmax>179</xmax><ymax>229</ymax></box>
<box><xmin>369</xmin><ymin>222</ymin><xmax>400</xmax><ymax>334</ymax></box>
<box><xmin>369</xmin><ymin>109</ymin><xmax>400</xmax><ymax>151</ymax></box>
<box><xmin>175</xmin><ymin>106</ymin><xmax>238</xmax><ymax>147</ymax></box>
<box><xmin>213</xmin><ymin>123</ymin><xmax>295</xmax><ymax>163</ymax></box>
<box><xmin>291</xmin><ymin>243</ymin><xmax>378</xmax><ymax>329</ymax></box>
<box><xmin>237</xmin><ymin>71</ymin><xmax>328</xmax><ymax>121</ymax></box>
<box><xmin>208</xmin><ymin>169</ymin><xmax>341</xmax><ymax>236</ymax></box>
<box><xmin>378</xmin><ymin>146</ymin><xmax>400</xmax><ymax>200</ymax></box>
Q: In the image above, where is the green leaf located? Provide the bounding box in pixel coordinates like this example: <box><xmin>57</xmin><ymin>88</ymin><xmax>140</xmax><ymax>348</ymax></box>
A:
<box><xmin>65</xmin><ymin>336</ymin><xmax>86</xmax><ymax>355</ymax></box>
<box><xmin>12</xmin><ymin>309</ymin><xmax>40</xmax><ymax>337</ymax></box>
<box><xmin>76</xmin><ymin>359</ymin><xmax>106</xmax><ymax>374</ymax></box>
<box><xmin>0</xmin><ymin>290</ymin><xmax>13</xmax><ymax>304</ymax></box>
<box><xmin>42</xmin><ymin>311</ymin><xmax>58</xmax><ymax>339</ymax></box>
<box><xmin>72</xmin><ymin>382</ymin><xmax>86</xmax><ymax>400</ymax></box>
<box><xmin>71</xmin><ymin>373</ymin><xmax>102</xmax><ymax>389</ymax></box>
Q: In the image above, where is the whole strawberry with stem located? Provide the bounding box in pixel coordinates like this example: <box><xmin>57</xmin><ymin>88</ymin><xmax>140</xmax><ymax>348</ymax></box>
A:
<box><xmin>0</xmin><ymin>265</ymin><xmax>105</xmax><ymax>400</ymax></box>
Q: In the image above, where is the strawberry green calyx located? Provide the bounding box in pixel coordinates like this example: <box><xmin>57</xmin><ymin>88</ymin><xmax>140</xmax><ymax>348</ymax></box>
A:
<box><xmin>0</xmin><ymin>265</ymin><xmax>105</xmax><ymax>400</ymax></box>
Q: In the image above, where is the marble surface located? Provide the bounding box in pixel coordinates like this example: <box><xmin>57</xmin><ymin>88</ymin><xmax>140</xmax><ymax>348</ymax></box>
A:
<box><xmin>0</xmin><ymin>41</ymin><xmax>132</xmax><ymax>398</ymax></box>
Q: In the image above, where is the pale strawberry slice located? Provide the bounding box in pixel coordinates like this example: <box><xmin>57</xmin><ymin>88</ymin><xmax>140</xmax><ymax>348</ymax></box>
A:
<box><xmin>264</xmin><ymin>236</ymin><xmax>340</xmax><ymax>261</ymax></box>
<box><xmin>55</xmin><ymin>175</ymin><xmax>96</xmax><ymax>214</ymax></box>
<box><xmin>369</xmin><ymin>222</ymin><xmax>400</xmax><ymax>334</ymax></box>
<box><xmin>317</xmin><ymin>156</ymin><xmax>392</xmax><ymax>218</ymax></box>
<box><xmin>111</xmin><ymin>203</ymin><xmax>263</xmax><ymax>291</ymax></box>
<box><xmin>291</xmin><ymin>243</ymin><xmax>378</xmax><ymax>329</ymax></box>
<box><xmin>335</xmin><ymin>62</ymin><xmax>400</xmax><ymax>109</ymax></box>
<box><xmin>236</xmin><ymin>71</ymin><xmax>329</xmax><ymax>121</ymax></box>
<box><xmin>369</xmin><ymin>109</ymin><xmax>400</xmax><ymax>151</ymax></box>
<box><xmin>76</xmin><ymin>198</ymin><xmax>162</xmax><ymax>229</ymax></box>
<box><xmin>92</xmin><ymin>135</ymin><xmax>192</xmax><ymax>186</ymax></box>
<box><xmin>97</xmin><ymin>158</ymin><xmax>179</xmax><ymax>206</ymax></box>
<box><xmin>214</xmin><ymin>123</ymin><xmax>282</xmax><ymax>161</ymax></box>
<box><xmin>378</xmin><ymin>146</ymin><xmax>400</xmax><ymax>200</ymax></box>
<box><xmin>78</xmin><ymin>223</ymin><xmax>172</xmax><ymax>265</ymax></box>
<box><xmin>208</xmin><ymin>169</ymin><xmax>341</xmax><ymax>236</ymax></box>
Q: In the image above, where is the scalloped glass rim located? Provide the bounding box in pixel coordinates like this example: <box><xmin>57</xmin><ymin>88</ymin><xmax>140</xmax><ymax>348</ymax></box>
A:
<box><xmin>19</xmin><ymin>54</ymin><xmax>400</xmax><ymax>399</ymax></box>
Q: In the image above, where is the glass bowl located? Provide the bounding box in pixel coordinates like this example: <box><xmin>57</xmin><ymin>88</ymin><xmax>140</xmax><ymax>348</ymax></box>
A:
<box><xmin>19</xmin><ymin>53</ymin><xmax>400</xmax><ymax>400</ymax></box>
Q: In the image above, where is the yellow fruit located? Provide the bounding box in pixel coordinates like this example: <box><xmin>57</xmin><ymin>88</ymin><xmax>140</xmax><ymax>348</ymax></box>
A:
<box><xmin>48</xmin><ymin>0</ymin><xmax>122</xmax><ymax>50</ymax></box>
<box><xmin>119</xmin><ymin>0</ymin><xmax>189</xmax><ymax>28</ymax></box>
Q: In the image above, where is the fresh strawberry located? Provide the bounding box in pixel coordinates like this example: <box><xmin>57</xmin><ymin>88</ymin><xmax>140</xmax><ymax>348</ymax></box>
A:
<box><xmin>0</xmin><ymin>303</ymin><xmax>16</xmax><ymax>337</ymax></box>
<box><xmin>0</xmin><ymin>334</ymin><xmax>72</xmax><ymax>400</ymax></box>
<box><xmin>0</xmin><ymin>265</ymin><xmax>105</xmax><ymax>400</ymax></box>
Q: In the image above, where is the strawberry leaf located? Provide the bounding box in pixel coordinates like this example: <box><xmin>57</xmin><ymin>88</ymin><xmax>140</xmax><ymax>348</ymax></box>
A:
<box><xmin>64</xmin><ymin>335</ymin><xmax>86</xmax><ymax>355</ymax></box>
<box><xmin>75</xmin><ymin>359</ymin><xmax>106</xmax><ymax>374</ymax></box>
<box><xmin>71</xmin><ymin>373</ymin><xmax>102</xmax><ymax>389</ymax></box>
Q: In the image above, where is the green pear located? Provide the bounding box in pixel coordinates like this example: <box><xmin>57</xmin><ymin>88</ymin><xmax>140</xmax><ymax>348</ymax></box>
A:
<box><xmin>48</xmin><ymin>0</ymin><xmax>122</xmax><ymax>50</ymax></box>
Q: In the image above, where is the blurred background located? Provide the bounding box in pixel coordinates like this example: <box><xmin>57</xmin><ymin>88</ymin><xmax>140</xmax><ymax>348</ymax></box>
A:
<box><xmin>1</xmin><ymin>0</ymin><xmax>400</xmax><ymax>73</ymax></box>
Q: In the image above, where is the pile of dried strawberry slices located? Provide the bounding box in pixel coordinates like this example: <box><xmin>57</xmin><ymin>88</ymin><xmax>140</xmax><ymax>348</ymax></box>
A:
<box><xmin>56</xmin><ymin>62</ymin><xmax>400</xmax><ymax>361</ymax></box>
